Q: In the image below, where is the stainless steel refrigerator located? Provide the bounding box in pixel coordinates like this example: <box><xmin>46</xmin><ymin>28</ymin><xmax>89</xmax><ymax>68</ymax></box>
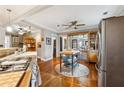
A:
<box><xmin>96</xmin><ymin>16</ymin><xmax>124</xmax><ymax>87</ymax></box>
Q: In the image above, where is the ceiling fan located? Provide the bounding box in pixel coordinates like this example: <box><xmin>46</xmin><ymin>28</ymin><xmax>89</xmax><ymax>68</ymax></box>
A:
<box><xmin>57</xmin><ymin>20</ymin><xmax>85</xmax><ymax>29</ymax></box>
<box><xmin>13</xmin><ymin>25</ymin><xmax>31</xmax><ymax>35</ymax></box>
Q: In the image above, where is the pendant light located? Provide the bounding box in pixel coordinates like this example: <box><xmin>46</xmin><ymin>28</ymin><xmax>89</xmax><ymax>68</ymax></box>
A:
<box><xmin>6</xmin><ymin>9</ymin><xmax>13</xmax><ymax>32</ymax></box>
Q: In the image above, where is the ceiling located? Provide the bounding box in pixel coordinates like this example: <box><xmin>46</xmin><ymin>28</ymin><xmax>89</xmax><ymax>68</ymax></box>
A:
<box><xmin>24</xmin><ymin>5</ymin><xmax>124</xmax><ymax>33</ymax></box>
<box><xmin>10</xmin><ymin>20</ymin><xmax>41</xmax><ymax>34</ymax></box>
<box><xmin>1</xmin><ymin>5</ymin><xmax>124</xmax><ymax>33</ymax></box>
<box><xmin>0</xmin><ymin>5</ymin><xmax>38</xmax><ymax>27</ymax></box>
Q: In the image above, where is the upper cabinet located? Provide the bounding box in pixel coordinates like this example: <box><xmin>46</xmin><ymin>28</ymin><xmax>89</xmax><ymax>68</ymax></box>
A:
<box><xmin>88</xmin><ymin>32</ymin><xmax>97</xmax><ymax>50</ymax></box>
<box><xmin>11</xmin><ymin>35</ymin><xmax>20</xmax><ymax>47</ymax></box>
<box><xmin>23</xmin><ymin>36</ymin><xmax>36</xmax><ymax>51</ymax></box>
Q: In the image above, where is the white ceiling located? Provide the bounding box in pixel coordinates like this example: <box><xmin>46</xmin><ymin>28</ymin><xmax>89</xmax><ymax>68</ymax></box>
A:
<box><xmin>24</xmin><ymin>5</ymin><xmax>124</xmax><ymax>33</ymax></box>
<box><xmin>1</xmin><ymin>5</ymin><xmax>124</xmax><ymax>33</ymax></box>
<box><xmin>0</xmin><ymin>5</ymin><xmax>37</xmax><ymax>26</ymax></box>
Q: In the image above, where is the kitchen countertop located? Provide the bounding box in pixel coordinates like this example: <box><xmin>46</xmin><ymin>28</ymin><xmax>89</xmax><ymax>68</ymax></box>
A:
<box><xmin>0</xmin><ymin>71</ymin><xmax>24</xmax><ymax>87</ymax></box>
<box><xmin>0</xmin><ymin>52</ymin><xmax>37</xmax><ymax>62</ymax></box>
<box><xmin>0</xmin><ymin>47</ymin><xmax>18</xmax><ymax>58</ymax></box>
<box><xmin>0</xmin><ymin>47</ymin><xmax>18</xmax><ymax>51</ymax></box>
<box><xmin>60</xmin><ymin>50</ymin><xmax>80</xmax><ymax>55</ymax></box>
<box><xmin>0</xmin><ymin>59</ymin><xmax>28</xmax><ymax>65</ymax></box>
<box><xmin>0</xmin><ymin>51</ymin><xmax>37</xmax><ymax>87</ymax></box>
<box><xmin>19</xmin><ymin>70</ymin><xmax>32</xmax><ymax>87</ymax></box>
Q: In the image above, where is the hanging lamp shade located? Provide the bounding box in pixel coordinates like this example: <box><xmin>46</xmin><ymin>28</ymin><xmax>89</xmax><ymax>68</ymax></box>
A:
<box><xmin>6</xmin><ymin>26</ymin><xmax>12</xmax><ymax>32</ymax></box>
<box><xmin>6</xmin><ymin>9</ymin><xmax>13</xmax><ymax>32</ymax></box>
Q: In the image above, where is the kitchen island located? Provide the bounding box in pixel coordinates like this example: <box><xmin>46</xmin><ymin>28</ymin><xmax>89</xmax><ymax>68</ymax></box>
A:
<box><xmin>0</xmin><ymin>48</ymin><xmax>18</xmax><ymax>58</ymax></box>
<box><xmin>60</xmin><ymin>50</ymin><xmax>80</xmax><ymax>75</ymax></box>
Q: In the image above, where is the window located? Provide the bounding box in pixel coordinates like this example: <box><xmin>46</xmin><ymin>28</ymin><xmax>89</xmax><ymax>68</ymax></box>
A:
<box><xmin>72</xmin><ymin>34</ymin><xmax>88</xmax><ymax>50</ymax></box>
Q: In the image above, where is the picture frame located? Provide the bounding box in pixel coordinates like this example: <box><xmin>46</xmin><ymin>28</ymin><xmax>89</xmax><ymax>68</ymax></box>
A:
<box><xmin>46</xmin><ymin>37</ymin><xmax>51</xmax><ymax>45</ymax></box>
<box><xmin>37</xmin><ymin>42</ymin><xmax>41</xmax><ymax>48</ymax></box>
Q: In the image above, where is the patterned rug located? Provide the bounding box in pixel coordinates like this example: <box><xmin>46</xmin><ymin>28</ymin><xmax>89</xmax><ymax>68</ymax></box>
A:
<box><xmin>55</xmin><ymin>63</ymin><xmax>89</xmax><ymax>77</ymax></box>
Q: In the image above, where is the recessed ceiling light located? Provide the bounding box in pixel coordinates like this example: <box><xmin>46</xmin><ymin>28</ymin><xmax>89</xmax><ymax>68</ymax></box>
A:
<box><xmin>103</xmin><ymin>11</ymin><xmax>108</xmax><ymax>15</ymax></box>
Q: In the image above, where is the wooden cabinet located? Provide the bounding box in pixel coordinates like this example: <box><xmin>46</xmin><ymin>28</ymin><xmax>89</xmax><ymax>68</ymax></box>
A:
<box><xmin>23</xmin><ymin>37</ymin><xmax>36</xmax><ymax>51</ymax></box>
<box><xmin>88</xmin><ymin>50</ymin><xmax>98</xmax><ymax>63</ymax></box>
<box><xmin>88</xmin><ymin>32</ymin><xmax>97</xmax><ymax>50</ymax></box>
<box><xmin>12</xmin><ymin>35</ymin><xmax>19</xmax><ymax>47</ymax></box>
<box><xmin>88</xmin><ymin>32</ymin><xmax>98</xmax><ymax>63</ymax></box>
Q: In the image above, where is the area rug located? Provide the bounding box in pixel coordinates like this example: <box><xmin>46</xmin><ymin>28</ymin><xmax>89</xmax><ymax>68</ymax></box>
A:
<box><xmin>55</xmin><ymin>63</ymin><xmax>89</xmax><ymax>77</ymax></box>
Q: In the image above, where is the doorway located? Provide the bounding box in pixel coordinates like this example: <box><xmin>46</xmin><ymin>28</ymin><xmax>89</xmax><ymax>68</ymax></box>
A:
<box><xmin>60</xmin><ymin>37</ymin><xmax>63</xmax><ymax>51</ymax></box>
<box><xmin>53</xmin><ymin>39</ymin><xmax>56</xmax><ymax>58</ymax></box>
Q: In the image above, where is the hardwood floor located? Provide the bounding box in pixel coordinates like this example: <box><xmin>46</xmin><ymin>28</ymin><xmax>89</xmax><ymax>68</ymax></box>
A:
<box><xmin>38</xmin><ymin>58</ymin><xmax>98</xmax><ymax>87</ymax></box>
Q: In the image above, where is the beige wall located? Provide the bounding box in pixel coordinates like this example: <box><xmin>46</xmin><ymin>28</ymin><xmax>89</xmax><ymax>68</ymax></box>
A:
<box><xmin>0</xmin><ymin>29</ymin><xmax>5</xmax><ymax>47</ymax></box>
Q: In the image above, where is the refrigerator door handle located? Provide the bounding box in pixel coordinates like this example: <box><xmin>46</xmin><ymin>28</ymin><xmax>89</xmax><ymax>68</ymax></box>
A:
<box><xmin>95</xmin><ymin>63</ymin><xmax>100</xmax><ymax>72</ymax></box>
<box><xmin>98</xmin><ymin>31</ymin><xmax>101</xmax><ymax>63</ymax></box>
<box><xmin>95</xmin><ymin>31</ymin><xmax>106</xmax><ymax>73</ymax></box>
<box><xmin>100</xmin><ymin>66</ymin><xmax>106</xmax><ymax>72</ymax></box>
<box><xmin>95</xmin><ymin>64</ymin><xmax>106</xmax><ymax>72</ymax></box>
<box><xmin>96</xmin><ymin>31</ymin><xmax>101</xmax><ymax>66</ymax></box>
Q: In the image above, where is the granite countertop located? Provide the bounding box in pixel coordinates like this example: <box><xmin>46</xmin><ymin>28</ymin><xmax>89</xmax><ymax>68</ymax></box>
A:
<box><xmin>0</xmin><ymin>51</ymin><xmax>37</xmax><ymax>87</ymax></box>
<box><xmin>0</xmin><ymin>47</ymin><xmax>18</xmax><ymax>51</ymax></box>
<box><xmin>0</xmin><ymin>71</ymin><xmax>24</xmax><ymax>87</ymax></box>
<box><xmin>0</xmin><ymin>52</ymin><xmax>37</xmax><ymax>61</ymax></box>
<box><xmin>0</xmin><ymin>59</ymin><xmax>28</xmax><ymax>65</ymax></box>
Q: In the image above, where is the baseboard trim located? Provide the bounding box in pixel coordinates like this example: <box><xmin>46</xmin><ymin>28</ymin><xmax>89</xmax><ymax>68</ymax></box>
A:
<box><xmin>40</xmin><ymin>57</ymin><xmax>53</xmax><ymax>62</ymax></box>
<box><xmin>45</xmin><ymin>57</ymin><xmax>53</xmax><ymax>61</ymax></box>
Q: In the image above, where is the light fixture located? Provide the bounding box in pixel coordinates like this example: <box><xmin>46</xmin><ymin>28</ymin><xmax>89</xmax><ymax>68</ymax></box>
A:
<box><xmin>18</xmin><ymin>31</ymin><xmax>24</xmax><ymax>35</ymax></box>
<box><xmin>17</xmin><ymin>26</ymin><xmax>31</xmax><ymax>35</ymax></box>
<box><xmin>103</xmin><ymin>11</ymin><xmax>108</xmax><ymax>15</ymax></box>
<box><xmin>6</xmin><ymin>9</ymin><xmax>13</xmax><ymax>32</ymax></box>
<box><xmin>18</xmin><ymin>28</ymin><xmax>25</xmax><ymax>35</ymax></box>
<box><xmin>6</xmin><ymin>26</ymin><xmax>12</xmax><ymax>32</ymax></box>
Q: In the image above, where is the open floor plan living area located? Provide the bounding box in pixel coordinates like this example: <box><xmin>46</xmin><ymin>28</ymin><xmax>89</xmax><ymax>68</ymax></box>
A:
<box><xmin>0</xmin><ymin>5</ymin><xmax>124</xmax><ymax>87</ymax></box>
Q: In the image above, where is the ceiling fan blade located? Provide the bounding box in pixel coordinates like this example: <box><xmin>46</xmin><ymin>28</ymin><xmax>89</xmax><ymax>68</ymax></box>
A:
<box><xmin>70</xmin><ymin>21</ymin><xmax>78</xmax><ymax>25</ymax></box>
<box><xmin>76</xmin><ymin>24</ymin><xmax>85</xmax><ymax>26</ymax></box>
<box><xmin>74</xmin><ymin>26</ymin><xmax>79</xmax><ymax>29</ymax></box>
<box><xmin>62</xmin><ymin>24</ymin><xmax>71</xmax><ymax>26</ymax></box>
<box><xmin>57</xmin><ymin>20</ymin><xmax>85</xmax><ymax>30</ymax></box>
<box><xmin>64</xmin><ymin>26</ymin><xmax>72</xmax><ymax>29</ymax></box>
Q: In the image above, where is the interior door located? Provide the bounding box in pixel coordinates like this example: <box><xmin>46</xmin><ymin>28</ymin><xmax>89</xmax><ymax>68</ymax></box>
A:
<box><xmin>60</xmin><ymin>37</ymin><xmax>63</xmax><ymax>51</ymax></box>
<box><xmin>53</xmin><ymin>39</ymin><xmax>56</xmax><ymax>58</ymax></box>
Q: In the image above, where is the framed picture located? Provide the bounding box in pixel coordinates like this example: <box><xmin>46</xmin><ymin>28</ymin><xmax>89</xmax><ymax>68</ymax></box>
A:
<box><xmin>37</xmin><ymin>42</ymin><xmax>41</xmax><ymax>48</ymax></box>
<box><xmin>46</xmin><ymin>37</ymin><xmax>51</xmax><ymax>45</ymax></box>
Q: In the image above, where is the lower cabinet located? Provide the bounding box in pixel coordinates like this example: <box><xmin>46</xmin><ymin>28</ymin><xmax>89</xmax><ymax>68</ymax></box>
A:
<box><xmin>88</xmin><ymin>50</ymin><xmax>98</xmax><ymax>63</ymax></box>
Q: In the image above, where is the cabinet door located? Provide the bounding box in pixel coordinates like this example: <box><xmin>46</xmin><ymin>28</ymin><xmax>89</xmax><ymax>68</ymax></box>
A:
<box><xmin>5</xmin><ymin>35</ymin><xmax>11</xmax><ymax>48</ymax></box>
